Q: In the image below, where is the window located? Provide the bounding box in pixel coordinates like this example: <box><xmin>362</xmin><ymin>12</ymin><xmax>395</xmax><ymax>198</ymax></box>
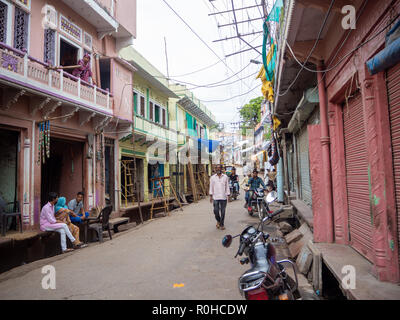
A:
<box><xmin>59</xmin><ymin>38</ymin><xmax>79</xmax><ymax>71</ymax></box>
<box><xmin>44</xmin><ymin>29</ymin><xmax>56</xmax><ymax>65</ymax></box>
<box><xmin>100</xmin><ymin>58</ymin><xmax>111</xmax><ymax>91</ymax></box>
<box><xmin>149</xmin><ymin>101</ymin><xmax>154</xmax><ymax>121</ymax></box>
<box><xmin>155</xmin><ymin>105</ymin><xmax>160</xmax><ymax>123</ymax></box>
<box><xmin>133</xmin><ymin>92</ymin><xmax>138</xmax><ymax>114</ymax></box>
<box><xmin>162</xmin><ymin>108</ymin><xmax>166</xmax><ymax>126</ymax></box>
<box><xmin>140</xmin><ymin>96</ymin><xmax>145</xmax><ymax>117</ymax></box>
<box><xmin>14</xmin><ymin>6</ymin><xmax>29</xmax><ymax>51</ymax></box>
<box><xmin>0</xmin><ymin>1</ymin><xmax>8</xmax><ymax>43</ymax></box>
<box><xmin>133</xmin><ymin>90</ymin><xmax>146</xmax><ymax>117</ymax></box>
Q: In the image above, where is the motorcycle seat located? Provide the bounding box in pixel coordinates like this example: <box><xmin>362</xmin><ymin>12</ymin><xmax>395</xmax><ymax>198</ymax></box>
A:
<box><xmin>241</xmin><ymin>244</ymin><xmax>270</xmax><ymax>282</ymax></box>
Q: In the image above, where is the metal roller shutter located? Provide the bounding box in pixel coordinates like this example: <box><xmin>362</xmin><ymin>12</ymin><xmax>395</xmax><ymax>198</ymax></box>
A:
<box><xmin>387</xmin><ymin>62</ymin><xmax>400</xmax><ymax>268</ymax></box>
<box><xmin>343</xmin><ymin>91</ymin><xmax>373</xmax><ymax>261</ymax></box>
<box><xmin>298</xmin><ymin>126</ymin><xmax>312</xmax><ymax>207</ymax></box>
<box><xmin>288</xmin><ymin>148</ymin><xmax>294</xmax><ymax>192</ymax></box>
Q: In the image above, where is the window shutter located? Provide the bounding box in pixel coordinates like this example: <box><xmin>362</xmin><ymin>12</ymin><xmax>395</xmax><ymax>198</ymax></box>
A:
<box><xmin>162</xmin><ymin>109</ymin><xmax>166</xmax><ymax>125</ymax></box>
<box><xmin>140</xmin><ymin>96</ymin><xmax>145</xmax><ymax>117</ymax></box>
<box><xmin>43</xmin><ymin>29</ymin><xmax>56</xmax><ymax>65</ymax></box>
<box><xmin>150</xmin><ymin>102</ymin><xmax>154</xmax><ymax>121</ymax></box>
<box><xmin>14</xmin><ymin>7</ymin><xmax>29</xmax><ymax>51</ymax></box>
<box><xmin>133</xmin><ymin>92</ymin><xmax>137</xmax><ymax>114</ymax></box>
<box><xmin>0</xmin><ymin>2</ymin><xmax>8</xmax><ymax>43</ymax></box>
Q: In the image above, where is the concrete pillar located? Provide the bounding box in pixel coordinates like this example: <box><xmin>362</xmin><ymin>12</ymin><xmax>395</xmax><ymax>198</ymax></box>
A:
<box><xmin>23</xmin><ymin>138</ymin><xmax>30</xmax><ymax>226</ymax></box>
<box><xmin>317</xmin><ymin>64</ymin><xmax>334</xmax><ymax>243</ymax></box>
<box><xmin>277</xmin><ymin>157</ymin><xmax>284</xmax><ymax>202</ymax></box>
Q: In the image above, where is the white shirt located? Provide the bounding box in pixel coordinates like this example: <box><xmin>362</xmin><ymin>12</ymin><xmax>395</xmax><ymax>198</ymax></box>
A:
<box><xmin>209</xmin><ymin>173</ymin><xmax>230</xmax><ymax>200</ymax></box>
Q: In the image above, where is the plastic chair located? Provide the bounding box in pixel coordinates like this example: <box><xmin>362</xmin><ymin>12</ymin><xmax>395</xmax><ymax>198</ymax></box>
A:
<box><xmin>1</xmin><ymin>201</ymin><xmax>22</xmax><ymax>237</ymax></box>
<box><xmin>88</xmin><ymin>205</ymin><xmax>113</xmax><ymax>243</ymax></box>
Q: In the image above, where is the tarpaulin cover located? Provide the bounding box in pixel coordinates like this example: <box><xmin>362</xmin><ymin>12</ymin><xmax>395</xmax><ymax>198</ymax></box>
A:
<box><xmin>198</xmin><ymin>138</ymin><xmax>220</xmax><ymax>153</ymax></box>
<box><xmin>367</xmin><ymin>20</ymin><xmax>400</xmax><ymax>75</ymax></box>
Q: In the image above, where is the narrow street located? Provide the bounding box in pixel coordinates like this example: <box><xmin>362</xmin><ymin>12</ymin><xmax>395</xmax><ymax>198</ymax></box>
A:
<box><xmin>0</xmin><ymin>197</ymin><xmax>263</xmax><ymax>299</ymax></box>
<box><xmin>0</xmin><ymin>195</ymin><xmax>316</xmax><ymax>300</ymax></box>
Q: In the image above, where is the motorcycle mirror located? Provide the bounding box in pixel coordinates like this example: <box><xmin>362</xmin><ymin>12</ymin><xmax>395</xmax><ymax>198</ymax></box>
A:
<box><xmin>266</xmin><ymin>191</ymin><xmax>278</xmax><ymax>203</ymax></box>
<box><xmin>222</xmin><ymin>235</ymin><xmax>233</xmax><ymax>248</ymax></box>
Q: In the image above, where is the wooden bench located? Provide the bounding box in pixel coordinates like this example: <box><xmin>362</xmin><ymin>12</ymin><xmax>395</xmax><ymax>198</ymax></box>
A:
<box><xmin>109</xmin><ymin>217</ymin><xmax>129</xmax><ymax>233</ymax></box>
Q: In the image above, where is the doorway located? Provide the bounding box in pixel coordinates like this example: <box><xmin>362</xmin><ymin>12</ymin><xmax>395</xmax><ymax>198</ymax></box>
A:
<box><xmin>0</xmin><ymin>129</ymin><xmax>19</xmax><ymax>232</ymax></box>
<box><xmin>148</xmin><ymin>162</ymin><xmax>164</xmax><ymax>197</ymax></box>
<box><xmin>0</xmin><ymin>129</ymin><xmax>18</xmax><ymax>204</ymax></box>
<box><xmin>59</xmin><ymin>38</ymin><xmax>79</xmax><ymax>73</ymax></box>
<box><xmin>41</xmin><ymin>138</ymin><xmax>84</xmax><ymax>207</ymax></box>
<box><xmin>105</xmin><ymin>139</ymin><xmax>115</xmax><ymax>208</ymax></box>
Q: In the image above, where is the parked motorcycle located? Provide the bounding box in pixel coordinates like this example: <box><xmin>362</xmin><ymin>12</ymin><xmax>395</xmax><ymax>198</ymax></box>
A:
<box><xmin>229</xmin><ymin>180</ymin><xmax>239</xmax><ymax>201</ymax></box>
<box><xmin>222</xmin><ymin>204</ymin><xmax>300</xmax><ymax>300</ymax></box>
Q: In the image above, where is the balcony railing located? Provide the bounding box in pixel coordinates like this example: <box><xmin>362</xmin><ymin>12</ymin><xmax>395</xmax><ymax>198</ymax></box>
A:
<box><xmin>134</xmin><ymin>115</ymin><xmax>177</xmax><ymax>142</ymax></box>
<box><xmin>0</xmin><ymin>42</ymin><xmax>113</xmax><ymax>111</ymax></box>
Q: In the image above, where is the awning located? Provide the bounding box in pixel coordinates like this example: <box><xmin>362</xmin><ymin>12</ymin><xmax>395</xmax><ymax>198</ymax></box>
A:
<box><xmin>367</xmin><ymin>20</ymin><xmax>400</xmax><ymax>75</ymax></box>
<box><xmin>198</xmin><ymin>138</ymin><xmax>220</xmax><ymax>153</ymax></box>
<box><xmin>287</xmin><ymin>88</ymin><xmax>319</xmax><ymax>133</ymax></box>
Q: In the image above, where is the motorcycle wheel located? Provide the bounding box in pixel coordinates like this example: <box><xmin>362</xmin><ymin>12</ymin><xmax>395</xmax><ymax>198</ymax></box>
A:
<box><xmin>258</xmin><ymin>204</ymin><xmax>266</xmax><ymax>221</ymax></box>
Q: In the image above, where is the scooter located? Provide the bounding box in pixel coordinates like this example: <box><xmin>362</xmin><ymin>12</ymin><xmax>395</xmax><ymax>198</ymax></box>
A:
<box><xmin>222</xmin><ymin>200</ymin><xmax>300</xmax><ymax>300</ymax></box>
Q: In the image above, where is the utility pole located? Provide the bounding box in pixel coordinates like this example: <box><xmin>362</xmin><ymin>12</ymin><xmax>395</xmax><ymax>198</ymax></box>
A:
<box><xmin>164</xmin><ymin>37</ymin><xmax>170</xmax><ymax>79</ymax></box>
<box><xmin>207</xmin><ymin>0</ymin><xmax>265</xmax><ymax>57</ymax></box>
<box><xmin>131</xmin><ymin>100</ymin><xmax>143</xmax><ymax>224</ymax></box>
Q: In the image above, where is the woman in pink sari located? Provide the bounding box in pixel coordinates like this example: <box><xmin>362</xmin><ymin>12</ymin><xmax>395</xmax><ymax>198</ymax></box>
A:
<box><xmin>47</xmin><ymin>53</ymin><xmax>96</xmax><ymax>85</ymax></box>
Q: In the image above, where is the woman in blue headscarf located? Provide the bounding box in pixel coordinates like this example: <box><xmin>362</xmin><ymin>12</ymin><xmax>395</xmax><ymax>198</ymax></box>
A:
<box><xmin>55</xmin><ymin>197</ymin><xmax>86</xmax><ymax>248</ymax></box>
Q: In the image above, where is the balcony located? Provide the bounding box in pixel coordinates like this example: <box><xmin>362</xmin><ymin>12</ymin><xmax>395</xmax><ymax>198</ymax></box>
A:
<box><xmin>0</xmin><ymin>42</ymin><xmax>113</xmax><ymax>116</ymax></box>
<box><xmin>134</xmin><ymin>115</ymin><xmax>177</xmax><ymax>144</ymax></box>
<box><xmin>61</xmin><ymin>0</ymin><xmax>119</xmax><ymax>39</ymax></box>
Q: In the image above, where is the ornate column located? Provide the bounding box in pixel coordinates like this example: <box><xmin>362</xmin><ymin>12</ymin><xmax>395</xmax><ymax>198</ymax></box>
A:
<box><xmin>23</xmin><ymin>137</ymin><xmax>30</xmax><ymax>226</ymax></box>
<box><xmin>360</xmin><ymin>67</ymin><xmax>400</xmax><ymax>282</ymax></box>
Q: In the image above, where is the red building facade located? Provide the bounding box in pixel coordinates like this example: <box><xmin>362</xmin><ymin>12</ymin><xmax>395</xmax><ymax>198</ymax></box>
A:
<box><xmin>275</xmin><ymin>0</ymin><xmax>400</xmax><ymax>284</ymax></box>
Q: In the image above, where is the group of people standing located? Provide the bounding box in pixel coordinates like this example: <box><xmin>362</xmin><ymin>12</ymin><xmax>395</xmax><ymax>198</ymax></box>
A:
<box><xmin>40</xmin><ymin>192</ymin><xmax>89</xmax><ymax>253</ymax></box>
<box><xmin>209</xmin><ymin>165</ymin><xmax>276</xmax><ymax>230</ymax></box>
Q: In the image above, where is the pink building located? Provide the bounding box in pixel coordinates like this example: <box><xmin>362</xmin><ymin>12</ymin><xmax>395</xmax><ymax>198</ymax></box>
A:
<box><xmin>0</xmin><ymin>0</ymin><xmax>137</xmax><ymax>233</ymax></box>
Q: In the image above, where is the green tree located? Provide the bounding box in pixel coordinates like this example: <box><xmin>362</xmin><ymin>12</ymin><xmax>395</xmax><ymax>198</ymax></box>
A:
<box><xmin>239</xmin><ymin>96</ymin><xmax>263</xmax><ymax>135</ymax></box>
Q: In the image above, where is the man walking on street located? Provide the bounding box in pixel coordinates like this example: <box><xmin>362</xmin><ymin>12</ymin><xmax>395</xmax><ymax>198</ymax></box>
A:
<box><xmin>209</xmin><ymin>164</ymin><xmax>230</xmax><ymax>230</ymax></box>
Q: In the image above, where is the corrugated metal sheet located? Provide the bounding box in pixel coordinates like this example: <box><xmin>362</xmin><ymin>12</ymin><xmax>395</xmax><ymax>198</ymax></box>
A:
<box><xmin>298</xmin><ymin>126</ymin><xmax>312</xmax><ymax>207</ymax></box>
<box><xmin>387</xmin><ymin>62</ymin><xmax>400</xmax><ymax>268</ymax></box>
<box><xmin>287</xmin><ymin>148</ymin><xmax>294</xmax><ymax>192</ymax></box>
<box><xmin>292</xmin><ymin>135</ymin><xmax>298</xmax><ymax>195</ymax></box>
<box><xmin>343</xmin><ymin>92</ymin><xmax>373</xmax><ymax>261</ymax></box>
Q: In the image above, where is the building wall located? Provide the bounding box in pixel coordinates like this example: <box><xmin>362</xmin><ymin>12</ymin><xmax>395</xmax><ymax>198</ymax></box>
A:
<box><xmin>317</xmin><ymin>0</ymin><xmax>400</xmax><ymax>282</ymax></box>
<box><xmin>113</xmin><ymin>59</ymin><xmax>133</xmax><ymax>121</ymax></box>
<box><xmin>114</xmin><ymin>0</ymin><xmax>137</xmax><ymax>38</ymax></box>
<box><xmin>0</xmin><ymin>0</ymin><xmax>135</xmax><ymax>232</ymax></box>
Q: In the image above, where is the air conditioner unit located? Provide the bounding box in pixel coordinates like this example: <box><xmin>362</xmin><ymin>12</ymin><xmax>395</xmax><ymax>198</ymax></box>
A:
<box><xmin>42</xmin><ymin>5</ymin><xmax>57</xmax><ymax>30</ymax></box>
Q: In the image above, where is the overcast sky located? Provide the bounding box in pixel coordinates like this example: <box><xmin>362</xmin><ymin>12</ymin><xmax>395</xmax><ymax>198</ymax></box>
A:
<box><xmin>133</xmin><ymin>0</ymin><xmax>271</xmax><ymax>131</ymax></box>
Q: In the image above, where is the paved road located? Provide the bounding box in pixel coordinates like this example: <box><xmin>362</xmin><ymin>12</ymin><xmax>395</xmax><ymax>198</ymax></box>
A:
<box><xmin>0</xmin><ymin>194</ymin><xmax>314</xmax><ymax>300</ymax></box>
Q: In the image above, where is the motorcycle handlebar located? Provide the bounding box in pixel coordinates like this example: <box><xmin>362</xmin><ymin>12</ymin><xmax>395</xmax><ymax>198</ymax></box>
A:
<box><xmin>236</xmin><ymin>241</ymin><xmax>246</xmax><ymax>257</ymax></box>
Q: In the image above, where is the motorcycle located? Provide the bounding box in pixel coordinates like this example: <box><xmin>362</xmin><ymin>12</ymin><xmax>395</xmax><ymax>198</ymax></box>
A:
<box><xmin>247</xmin><ymin>189</ymin><xmax>277</xmax><ymax>221</ymax></box>
<box><xmin>222</xmin><ymin>204</ymin><xmax>300</xmax><ymax>300</ymax></box>
<box><xmin>229</xmin><ymin>180</ymin><xmax>239</xmax><ymax>201</ymax></box>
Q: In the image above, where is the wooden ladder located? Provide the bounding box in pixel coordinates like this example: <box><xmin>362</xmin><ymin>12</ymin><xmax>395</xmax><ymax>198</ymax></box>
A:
<box><xmin>150</xmin><ymin>177</ymin><xmax>169</xmax><ymax>219</ymax></box>
<box><xmin>121</xmin><ymin>160</ymin><xmax>136</xmax><ymax>207</ymax></box>
<box><xmin>187</xmin><ymin>162</ymin><xmax>199</xmax><ymax>202</ymax></box>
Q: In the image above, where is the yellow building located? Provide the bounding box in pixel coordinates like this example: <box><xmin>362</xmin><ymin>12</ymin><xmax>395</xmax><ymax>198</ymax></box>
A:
<box><xmin>118</xmin><ymin>47</ymin><xmax>179</xmax><ymax>205</ymax></box>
